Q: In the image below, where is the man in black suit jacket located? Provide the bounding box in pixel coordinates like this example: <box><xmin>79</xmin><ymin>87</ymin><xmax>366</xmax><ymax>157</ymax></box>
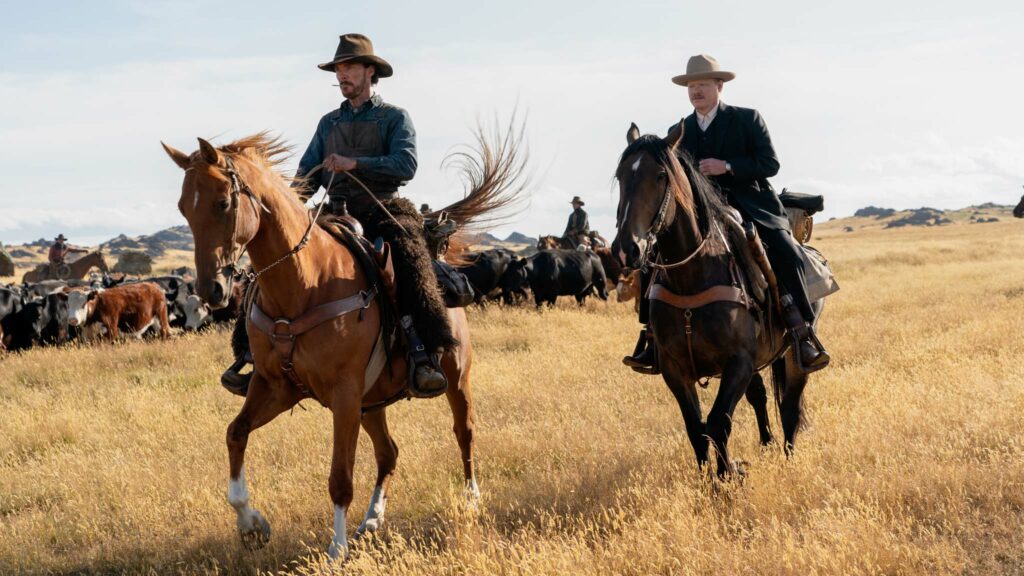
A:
<box><xmin>623</xmin><ymin>54</ymin><xmax>829</xmax><ymax>374</ymax></box>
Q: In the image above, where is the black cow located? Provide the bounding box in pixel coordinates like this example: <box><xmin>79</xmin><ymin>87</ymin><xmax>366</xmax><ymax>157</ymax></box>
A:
<box><xmin>456</xmin><ymin>249</ymin><xmax>519</xmax><ymax>304</ymax></box>
<box><xmin>1</xmin><ymin>286</ymin><xmax>23</xmax><ymax>350</ymax></box>
<box><xmin>526</xmin><ymin>249</ymin><xmax>608</xmax><ymax>308</ymax></box>
<box><xmin>6</xmin><ymin>292</ymin><xmax>70</xmax><ymax>350</ymax></box>
<box><xmin>499</xmin><ymin>254</ymin><xmax>534</xmax><ymax>305</ymax></box>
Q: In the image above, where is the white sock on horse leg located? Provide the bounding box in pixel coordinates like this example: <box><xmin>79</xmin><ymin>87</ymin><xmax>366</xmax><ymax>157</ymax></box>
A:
<box><xmin>358</xmin><ymin>485</ymin><xmax>387</xmax><ymax>535</ymax></box>
<box><xmin>329</xmin><ymin>505</ymin><xmax>348</xmax><ymax>559</ymax></box>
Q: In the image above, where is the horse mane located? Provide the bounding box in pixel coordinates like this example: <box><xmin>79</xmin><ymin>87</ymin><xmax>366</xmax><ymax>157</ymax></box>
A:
<box><xmin>617</xmin><ymin>134</ymin><xmax>730</xmax><ymax>242</ymax></box>
<box><xmin>219</xmin><ymin>132</ymin><xmax>292</xmax><ymax>171</ymax></box>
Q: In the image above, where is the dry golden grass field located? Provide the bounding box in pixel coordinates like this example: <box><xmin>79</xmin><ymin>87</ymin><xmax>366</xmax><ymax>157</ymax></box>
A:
<box><xmin>2</xmin><ymin>217</ymin><xmax>1024</xmax><ymax>575</ymax></box>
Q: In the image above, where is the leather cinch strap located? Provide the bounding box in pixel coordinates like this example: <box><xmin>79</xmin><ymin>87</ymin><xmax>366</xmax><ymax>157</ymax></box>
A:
<box><xmin>647</xmin><ymin>283</ymin><xmax>749</xmax><ymax>311</ymax></box>
<box><xmin>648</xmin><ymin>282</ymin><xmax>750</xmax><ymax>383</ymax></box>
<box><xmin>249</xmin><ymin>287</ymin><xmax>377</xmax><ymax>401</ymax></box>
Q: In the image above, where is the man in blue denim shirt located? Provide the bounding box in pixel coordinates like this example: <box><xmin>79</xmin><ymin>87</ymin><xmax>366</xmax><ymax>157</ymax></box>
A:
<box><xmin>295</xmin><ymin>36</ymin><xmax>417</xmax><ymax>212</ymax></box>
<box><xmin>293</xmin><ymin>33</ymin><xmax>452</xmax><ymax>396</ymax></box>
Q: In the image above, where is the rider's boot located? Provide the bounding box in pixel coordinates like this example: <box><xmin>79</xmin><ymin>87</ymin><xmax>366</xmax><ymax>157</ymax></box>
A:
<box><xmin>401</xmin><ymin>315</ymin><xmax>448</xmax><ymax>397</ymax></box>
<box><xmin>622</xmin><ymin>327</ymin><xmax>660</xmax><ymax>375</ymax></box>
<box><xmin>781</xmin><ymin>294</ymin><xmax>830</xmax><ymax>373</ymax></box>
<box><xmin>220</xmin><ymin>353</ymin><xmax>252</xmax><ymax>397</ymax></box>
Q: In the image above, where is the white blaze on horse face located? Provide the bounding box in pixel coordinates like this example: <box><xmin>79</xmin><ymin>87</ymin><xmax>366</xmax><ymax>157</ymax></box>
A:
<box><xmin>356</xmin><ymin>485</ymin><xmax>387</xmax><ymax>536</ymax></box>
<box><xmin>632</xmin><ymin>157</ymin><xmax>642</xmax><ymax>173</ymax></box>
<box><xmin>329</xmin><ymin>505</ymin><xmax>348</xmax><ymax>560</ymax></box>
<box><xmin>193</xmin><ymin>189</ymin><xmax>200</xmax><ymax>210</ymax></box>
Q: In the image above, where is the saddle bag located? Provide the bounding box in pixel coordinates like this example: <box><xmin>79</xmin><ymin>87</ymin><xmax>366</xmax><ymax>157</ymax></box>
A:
<box><xmin>801</xmin><ymin>245</ymin><xmax>840</xmax><ymax>303</ymax></box>
<box><xmin>432</xmin><ymin>259</ymin><xmax>476</xmax><ymax>308</ymax></box>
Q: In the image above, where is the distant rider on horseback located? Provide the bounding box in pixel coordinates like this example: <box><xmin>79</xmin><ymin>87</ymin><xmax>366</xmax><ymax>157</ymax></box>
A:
<box><xmin>48</xmin><ymin>234</ymin><xmax>87</xmax><ymax>279</ymax></box>
<box><xmin>294</xmin><ymin>33</ymin><xmax>452</xmax><ymax>394</ymax></box>
<box><xmin>623</xmin><ymin>54</ymin><xmax>830</xmax><ymax>375</ymax></box>
<box><xmin>563</xmin><ymin>196</ymin><xmax>590</xmax><ymax>248</ymax></box>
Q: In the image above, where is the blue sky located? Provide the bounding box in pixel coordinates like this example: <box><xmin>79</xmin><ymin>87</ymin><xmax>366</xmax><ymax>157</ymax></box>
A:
<box><xmin>1</xmin><ymin>0</ymin><xmax>1022</xmax><ymax>244</ymax></box>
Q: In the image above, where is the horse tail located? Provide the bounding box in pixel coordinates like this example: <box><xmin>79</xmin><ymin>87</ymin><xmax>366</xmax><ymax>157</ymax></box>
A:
<box><xmin>436</xmin><ymin>111</ymin><xmax>531</xmax><ymax>265</ymax></box>
<box><xmin>770</xmin><ymin>356</ymin><xmax>786</xmax><ymax>422</ymax></box>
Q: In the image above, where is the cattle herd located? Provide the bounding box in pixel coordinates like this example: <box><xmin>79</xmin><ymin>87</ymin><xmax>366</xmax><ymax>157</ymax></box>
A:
<box><xmin>454</xmin><ymin>243</ymin><xmax>631</xmax><ymax>308</ymax></box>
<box><xmin>0</xmin><ymin>240</ymin><xmax>634</xmax><ymax>352</ymax></box>
<box><xmin>0</xmin><ymin>271</ymin><xmax>242</xmax><ymax>352</ymax></box>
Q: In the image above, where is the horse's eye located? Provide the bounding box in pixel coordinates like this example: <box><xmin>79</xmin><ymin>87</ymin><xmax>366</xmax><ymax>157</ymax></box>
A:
<box><xmin>656</xmin><ymin>171</ymin><xmax>668</xmax><ymax>182</ymax></box>
<box><xmin>218</xmin><ymin>199</ymin><xmax>231</xmax><ymax>212</ymax></box>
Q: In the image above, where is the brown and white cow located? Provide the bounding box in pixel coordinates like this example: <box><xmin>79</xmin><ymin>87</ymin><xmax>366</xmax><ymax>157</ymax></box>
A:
<box><xmin>67</xmin><ymin>282</ymin><xmax>170</xmax><ymax>341</ymax></box>
<box><xmin>616</xmin><ymin>268</ymin><xmax>642</xmax><ymax>312</ymax></box>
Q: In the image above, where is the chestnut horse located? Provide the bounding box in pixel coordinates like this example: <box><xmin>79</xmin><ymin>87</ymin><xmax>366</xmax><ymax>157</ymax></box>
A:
<box><xmin>162</xmin><ymin>129</ymin><xmax>526</xmax><ymax>559</ymax></box>
<box><xmin>614</xmin><ymin>122</ymin><xmax>821</xmax><ymax>477</ymax></box>
<box><xmin>22</xmin><ymin>250</ymin><xmax>109</xmax><ymax>283</ymax></box>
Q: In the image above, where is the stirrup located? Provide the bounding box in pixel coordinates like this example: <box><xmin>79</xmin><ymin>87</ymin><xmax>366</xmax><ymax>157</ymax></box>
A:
<box><xmin>221</xmin><ymin>357</ymin><xmax>251</xmax><ymax>397</ymax></box>
<box><xmin>792</xmin><ymin>329</ymin><xmax>830</xmax><ymax>374</ymax></box>
<box><xmin>622</xmin><ymin>329</ymin><xmax>660</xmax><ymax>375</ymax></box>
<box><xmin>408</xmin><ymin>361</ymin><xmax>448</xmax><ymax>398</ymax></box>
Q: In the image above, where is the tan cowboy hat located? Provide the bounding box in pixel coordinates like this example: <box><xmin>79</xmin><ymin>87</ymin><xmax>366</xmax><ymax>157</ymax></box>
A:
<box><xmin>570</xmin><ymin>196</ymin><xmax>585</xmax><ymax>206</ymax></box>
<box><xmin>318</xmin><ymin>33</ymin><xmax>394</xmax><ymax>78</ymax></box>
<box><xmin>671</xmin><ymin>54</ymin><xmax>735</xmax><ymax>86</ymax></box>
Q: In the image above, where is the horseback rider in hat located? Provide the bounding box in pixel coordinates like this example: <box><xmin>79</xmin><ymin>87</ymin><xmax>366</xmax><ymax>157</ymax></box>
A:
<box><xmin>564</xmin><ymin>196</ymin><xmax>590</xmax><ymax>248</ymax></box>
<box><xmin>623</xmin><ymin>54</ymin><xmax>830</xmax><ymax>375</ymax></box>
<box><xmin>48</xmin><ymin>234</ymin><xmax>87</xmax><ymax>279</ymax></box>
<box><xmin>293</xmin><ymin>33</ymin><xmax>452</xmax><ymax>395</ymax></box>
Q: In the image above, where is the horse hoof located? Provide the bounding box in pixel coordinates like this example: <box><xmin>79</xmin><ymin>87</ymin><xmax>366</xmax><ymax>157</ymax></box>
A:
<box><xmin>465</xmin><ymin>479</ymin><xmax>481</xmax><ymax>509</ymax></box>
<box><xmin>353</xmin><ymin>518</ymin><xmax>381</xmax><ymax>541</ymax></box>
<box><xmin>238</xmin><ymin>510</ymin><xmax>271</xmax><ymax>550</ymax></box>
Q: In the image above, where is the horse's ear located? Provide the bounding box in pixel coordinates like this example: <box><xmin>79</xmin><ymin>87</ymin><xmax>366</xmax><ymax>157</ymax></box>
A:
<box><xmin>665</xmin><ymin>119</ymin><xmax>685</xmax><ymax>150</ymax></box>
<box><xmin>197</xmin><ymin>138</ymin><xmax>220</xmax><ymax>165</ymax></box>
<box><xmin>161</xmin><ymin>142</ymin><xmax>191</xmax><ymax>171</ymax></box>
<box><xmin>627</xmin><ymin>123</ymin><xmax>640</xmax><ymax>144</ymax></box>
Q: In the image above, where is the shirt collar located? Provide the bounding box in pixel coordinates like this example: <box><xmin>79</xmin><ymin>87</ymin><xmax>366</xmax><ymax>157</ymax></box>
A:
<box><xmin>341</xmin><ymin>92</ymin><xmax>382</xmax><ymax>114</ymax></box>
<box><xmin>696</xmin><ymin>102</ymin><xmax>722</xmax><ymax>127</ymax></box>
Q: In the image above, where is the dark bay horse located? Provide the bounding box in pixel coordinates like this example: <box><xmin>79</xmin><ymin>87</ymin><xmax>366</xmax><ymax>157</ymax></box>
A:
<box><xmin>162</xmin><ymin>129</ymin><xmax>525</xmax><ymax>559</ymax></box>
<box><xmin>1013</xmin><ymin>190</ymin><xmax>1024</xmax><ymax>218</ymax></box>
<box><xmin>22</xmin><ymin>250</ymin><xmax>108</xmax><ymax>283</ymax></box>
<box><xmin>613</xmin><ymin>122</ymin><xmax>821</xmax><ymax>477</ymax></box>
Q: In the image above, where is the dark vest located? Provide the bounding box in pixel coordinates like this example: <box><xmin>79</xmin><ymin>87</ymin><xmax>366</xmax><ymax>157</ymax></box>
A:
<box><xmin>323</xmin><ymin>119</ymin><xmax>402</xmax><ymax>203</ymax></box>
<box><xmin>694</xmin><ymin>120</ymin><xmax>719</xmax><ymax>161</ymax></box>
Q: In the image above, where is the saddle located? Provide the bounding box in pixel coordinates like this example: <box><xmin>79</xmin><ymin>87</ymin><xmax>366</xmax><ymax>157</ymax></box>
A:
<box><xmin>239</xmin><ymin>208</ymin><xmax>474</xmax><ymax>407</ymax></box>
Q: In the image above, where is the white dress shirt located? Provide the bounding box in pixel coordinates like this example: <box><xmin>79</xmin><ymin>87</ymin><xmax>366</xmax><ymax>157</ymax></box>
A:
<box><xmin>696</xmin><ymin>102</ymin><xmax>721</xmax><ymax>132</ymax></box>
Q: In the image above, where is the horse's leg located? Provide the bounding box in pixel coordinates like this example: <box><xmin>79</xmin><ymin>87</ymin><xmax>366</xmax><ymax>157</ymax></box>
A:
<box><xmin>706</xmin><ymin>355</ymin><xmax>754</xmax><ymax>478</ymax></box>
<box><xmin>354</xmin><ymin>408</ymin><xmax>398</xmax><ymax>539</ymax></box>
<box><xmin>773</xmin><ymin>353</ymin><xmax>808</xmax><ymax>456</ymax></box>
<box><xmin>327</xmin><ymin>387</ymin><xmax>362</xmax><ymax>560</ymax></box>
<box><xmin>226</xmin><ymin>373</ymin><xmax>301</xmax><ymax>550</ymax></box>
<box><xmin>745</xmin><ymin>372</ymin><xmax>774</xmax><ymax>446</ymax></box>
<box><xmin>661</xmin><ymin>357</ymin><xmax>709</xmax><ymax>469</ymax></box>
<box><xmin>445</xmin><ymin>367</ymin><xmax>479</xmax><ymax>502</ymax></box>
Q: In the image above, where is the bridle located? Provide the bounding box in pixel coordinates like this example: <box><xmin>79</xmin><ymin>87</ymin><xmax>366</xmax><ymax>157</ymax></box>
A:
<box><xmin>620</xmin><ymin>153</ymin><xmax>710</xmax><ymax>272</ymax></box>
<box><xmin>216</xmin><ymin>156</ymin><xmax>332</xmax><ymax>283</ymax></box>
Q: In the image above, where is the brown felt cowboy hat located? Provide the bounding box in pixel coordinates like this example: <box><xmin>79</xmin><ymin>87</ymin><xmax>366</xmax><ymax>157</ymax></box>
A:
<box><xmin>318</xmin><ymin>33</ymin><xmax>394</xmax><ymax>78</ymax></box>
<box><xmin>671</xmin><ymin>54</ymin><xmax>735</xmax><ymax>86</ymax></box>
<box><xmin>55</xmin><ymin>234</ymin><xmax>67</xmax><ymax>241</ymax></box>
<box><xmin>570</xmin><ymin>196</ymin><xmax>585</xmax><ymax>206</ymax></box>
